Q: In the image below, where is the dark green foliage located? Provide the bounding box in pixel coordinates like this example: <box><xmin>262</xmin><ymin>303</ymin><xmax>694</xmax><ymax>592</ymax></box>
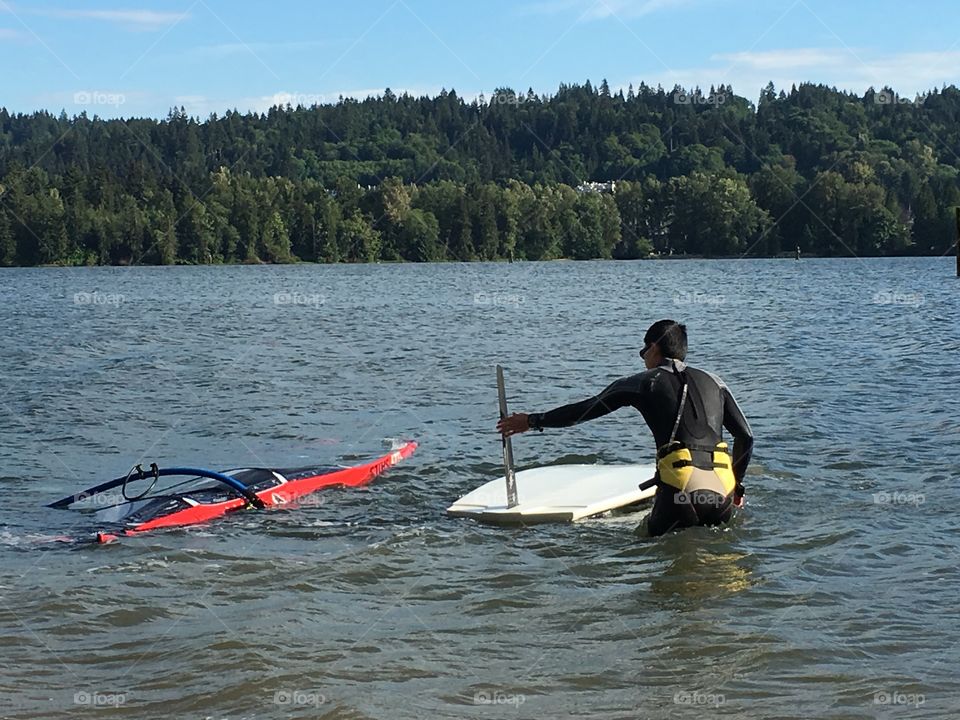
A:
<box><xmin>0</xmin><ymin>205</ymin><xmax>13</xmax><ymax>266</ymax></box>
<box><xmin>1</xmin><ymin>81</ymin><xmax>958</xmax><ymax>265</ymax></box>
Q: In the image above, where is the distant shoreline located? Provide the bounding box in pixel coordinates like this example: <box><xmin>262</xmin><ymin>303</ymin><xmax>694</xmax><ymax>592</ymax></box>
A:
<box><xmin>11</xmin><ymin>253</ymin><xmax>952</xmax><ymax>269</ymax></box>
<box><xmin>4</xmin><ymin>82</ymin><xmax>958</xmax><ymax>267</ymax></box>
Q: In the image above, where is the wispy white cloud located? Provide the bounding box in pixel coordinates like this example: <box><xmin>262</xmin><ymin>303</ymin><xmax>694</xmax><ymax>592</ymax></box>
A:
<box><xmin>29</xmin><ymin>7</ymin><xmax>189</xmax><ymax>31</ymax></box>
<box><xmin>625</xmin><ymin>47</ymin><xmax>960</xmax><ymax>101</ymax></box>
<box><xmin>835</xmin><ymin>50</ymin><xmax>960</xmax><ymax>94</ymax></box>
<box><xmin>0</xmin><ymin>27</ymin><xmax>20</xmax><ymax>40</ymax></box>
<box><xmin>714</xmin><ymin>48</ymin><xmax>848</xmax><ymax>71</ymax></box>
<box><xmin>178</xmin><ymin>39</ymin><xmax>332</xmax><ymax>61</ymax></box>
<box><xmin>172</xmin><ymin>94</ymin><xmax>209</xmax><ymax>112</ymax></box>
<box><xmin>587</xmin><ymin>0</ymin><xmax>696</xmax><ymax>19</ymax></box>
<box><xmin>521</xmin><ymin>0</ymin><xmax>697</xmax><ymax>20</ymax></box>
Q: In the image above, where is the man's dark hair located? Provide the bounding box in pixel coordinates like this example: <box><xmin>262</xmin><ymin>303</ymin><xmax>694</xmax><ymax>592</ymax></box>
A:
<box><xmin>644</xmin><ymin>319</ymin><xmax>687</xmax><ymax>360</ymax></box>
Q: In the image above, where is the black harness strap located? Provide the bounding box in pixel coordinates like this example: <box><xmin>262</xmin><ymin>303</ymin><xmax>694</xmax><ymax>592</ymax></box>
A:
<box><xmin>668</xmin><ymin>360</ymin><xmax>688</xmax><ymax>445</ymax></box>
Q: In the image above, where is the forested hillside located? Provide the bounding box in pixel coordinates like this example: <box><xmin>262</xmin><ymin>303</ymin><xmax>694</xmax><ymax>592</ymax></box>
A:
<box><xmin>1</xmin><ymin>81</ymin><xmax>958</xmax><ymax>265</ymax></box>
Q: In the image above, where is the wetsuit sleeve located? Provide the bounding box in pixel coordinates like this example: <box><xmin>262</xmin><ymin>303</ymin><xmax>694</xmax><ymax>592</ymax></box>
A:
<box><xmin>721</xmin><ymin>387</ymin><xmax>754</xmax><ymax>496</ymax></box>
<box><xmin>529</xmin><ymin>378</ymin><xmax>637</xmax><ymax>430</ymax></box>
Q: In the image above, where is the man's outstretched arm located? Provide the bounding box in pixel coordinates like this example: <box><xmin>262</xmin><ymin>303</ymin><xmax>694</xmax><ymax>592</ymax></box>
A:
<box><xmin>498</xmin><ymin>379</ymin><xmax>636</xmax><ymax>437</ymax></box>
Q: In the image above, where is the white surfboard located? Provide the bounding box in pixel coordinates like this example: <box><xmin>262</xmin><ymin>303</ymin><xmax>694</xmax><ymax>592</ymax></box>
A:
<box><xmin>447</xmin><ymin>463</ymin><xmax>658</xmax><ymax>525</ymax></box>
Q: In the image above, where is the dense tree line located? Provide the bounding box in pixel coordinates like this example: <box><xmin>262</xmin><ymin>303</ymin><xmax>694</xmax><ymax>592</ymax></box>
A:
<box><xmin>1</xmin><ymin>80</ymin><xmax>958</xmax><ymax>265</ymax></box>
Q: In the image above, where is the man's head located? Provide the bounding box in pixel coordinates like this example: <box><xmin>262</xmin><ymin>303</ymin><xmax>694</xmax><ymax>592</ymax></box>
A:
<box><xmin>640</xmin><ymin>319</ymin><xmax>687</xmax><ymax>369</ymax></box>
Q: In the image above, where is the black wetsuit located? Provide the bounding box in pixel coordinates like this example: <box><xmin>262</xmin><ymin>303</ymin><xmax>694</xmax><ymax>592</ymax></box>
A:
<box><xmin>528</xmin><ymin>359</ymin><xmax>754</xmax><ymax>536</ymax></box>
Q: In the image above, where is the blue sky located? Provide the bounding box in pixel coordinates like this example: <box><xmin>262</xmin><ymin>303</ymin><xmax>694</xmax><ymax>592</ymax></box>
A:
<box><xmin>2</xmin><ymin>0</ymin><xmax>958</xmax><ymax>118</ymax></box>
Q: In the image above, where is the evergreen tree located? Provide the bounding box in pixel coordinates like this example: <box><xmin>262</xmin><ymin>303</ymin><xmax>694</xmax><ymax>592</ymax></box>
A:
<box><xmin>0</xmin><ymin>207</ymin><xmax>13</xmax><ymax>265</ymax></box>
<box><xmin>261</xmin><ymin>210</ymin><xmax>292</xmax><ymax>262</ymax></box>
<box><xmin>399</xmin><ymin>208</ymin><xmax>442</xmax><ymax>262</ymax></box>
<box><xmin>1</xmin><ymin>79</ymin><xmax>959</xmax><ymax>264</ymax></box>
<box><xmin>339</xmin><ymin>211</ymin><xmax>381</xmax><ymax>263</ymax></box>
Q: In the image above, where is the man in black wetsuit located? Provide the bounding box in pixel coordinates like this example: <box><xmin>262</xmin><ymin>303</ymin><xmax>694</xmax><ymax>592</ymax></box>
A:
<box><xmin>497</xmin><ymin>320</ymin><xmax>754</xmax><ymax>536</ymax></box>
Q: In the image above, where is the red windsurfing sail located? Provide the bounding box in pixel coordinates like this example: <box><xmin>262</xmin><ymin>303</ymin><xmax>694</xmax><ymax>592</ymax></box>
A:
<box><xmin>49</xmin><ymin>442</ymin><xmax>417</xmax><ymax>543</ymax></box>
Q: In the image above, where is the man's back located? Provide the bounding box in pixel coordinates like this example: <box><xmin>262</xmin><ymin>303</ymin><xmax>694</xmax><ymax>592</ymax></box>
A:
<box><xmin>498</xmin><ymin>319</ymin><xmax>754</xmax><ymax>535</ymax></box>
<box><xmin>529</xmin><ymin>360</ymin><xmax>749</xmax><ymax>456</ymax></box>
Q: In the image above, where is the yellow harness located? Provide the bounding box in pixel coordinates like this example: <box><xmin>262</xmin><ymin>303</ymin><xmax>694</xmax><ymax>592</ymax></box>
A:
<box><xmin>656</xmin><ymin>440</ymin><xmax>737</xmax><ymax>494</ymax></box>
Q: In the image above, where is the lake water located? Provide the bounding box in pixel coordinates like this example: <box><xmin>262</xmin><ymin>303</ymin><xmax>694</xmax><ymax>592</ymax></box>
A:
<box><xmin>0</xmin><ymin>257</ymin><xmax>957</xmax><ymax>719</ymax></box>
